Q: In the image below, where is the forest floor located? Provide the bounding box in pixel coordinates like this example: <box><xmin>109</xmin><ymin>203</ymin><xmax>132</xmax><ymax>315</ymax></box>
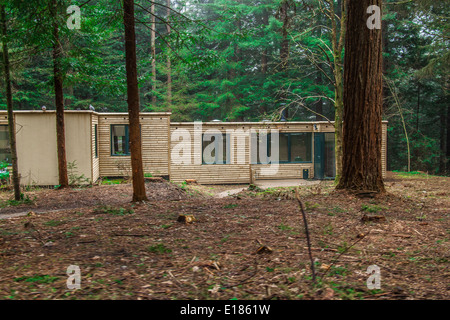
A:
<box><xmin>0</xmin><ymin>172</ymin><xmax>448</xmax><ymax>300</ymax></box>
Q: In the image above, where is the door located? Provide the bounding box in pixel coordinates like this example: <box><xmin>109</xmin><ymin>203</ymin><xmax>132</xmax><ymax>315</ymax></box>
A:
<box><xmin>314</xmin><ymin>132</ymin><xmax>336</xmax><ymax>179</ymax></box>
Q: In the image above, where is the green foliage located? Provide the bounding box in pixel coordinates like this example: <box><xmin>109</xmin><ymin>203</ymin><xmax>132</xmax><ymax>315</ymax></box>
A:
<box><xmin>44</xmin><ymin>220</ymin><xmax>65</xmax><ymax>227</ymax></box>
<box><xmin>13</xmin><ymin>275</ymin><xmax>59</xmax><ymax>284</ymax></box>
<box><xmin>276</xmin><ymin>223</ymin><xmax>293</xmax><ymax>231</ymax></box>
<box><xmin>393</xmin><ymin>170</ymin><xmax>435</xmax><ymax>178</ymax></box>
<box><xmin>146</xmin><ymin>243</ymin><xmax>172</xmax><ymax>254</ymax></box>
<box><xmin>223</xmin><ymin>204</ymin><xmax>238</xmax><ymax>209</ymax></box>
<box><xmin>0</xmin><ymin>161</ymin><xmax>9</xmax><ymax>181</ymax></box>
<box><xmin>67</xmin><ymin>160</ymin><xmax>90</xmax><ymax>186</ymax></box>
<box><xmin>0</xmin><ymin>193</ymin><xmax>35</xmax><ymax>208</ymax></box>
<box><xmin>94</xmin><ymin>205</ymin><xmax>134</xmax><ymax>216</ymax></box>
<box><xmin>101</xmin><ymin>178</ymin><xmax>125</xmax><ymax>185</ymax></box>
<box><xmin>361</xmin><ymin>204</ymin><xmax>385</xmax><ymax>213</ymax></box>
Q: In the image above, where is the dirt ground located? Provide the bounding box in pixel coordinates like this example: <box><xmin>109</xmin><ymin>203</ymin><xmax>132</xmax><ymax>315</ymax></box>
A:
<box><xmin>0</xmin><ymin>172</ymin><xmax>448</xmax><ymax>300</ymax></box>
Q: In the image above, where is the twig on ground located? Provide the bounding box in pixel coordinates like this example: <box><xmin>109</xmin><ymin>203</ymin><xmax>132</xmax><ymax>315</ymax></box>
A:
<box><xmin>295</xmin><ymin>187</ymin><xmax>316</xmax><ymax>284</ymax></box>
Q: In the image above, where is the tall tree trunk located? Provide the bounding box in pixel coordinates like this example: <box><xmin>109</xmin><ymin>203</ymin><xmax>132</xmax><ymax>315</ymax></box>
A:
<box><xmin>51</xmin><ymin>0</ymin><xmax>68</xmax><ymax>188</ymax></box>
<box><xmin>260</xmin><ymin>6</ymin><xmax>269</xmax><ymax>115</ymax></box>
<box><xmin>447</xmin><ymin>104</ymin><xmax>450</xmax><ymax>175</ymax></box>
<box><xmin>166</xmin><ymin>0</ymin><xmax>172</xmax><ymax>106</ymax></box>
<box><xmin>416</xmin><ymin>81</ymin><xmax>420</xmax><ymax>132</ymax></box>
<box><xmin>279</xmin><ymin>0</ymin><xmax>289</xmax><ymax>70</ymax></box>
<box><xmin>439</xmin><ymin>104</ymin><xmax>446</xmax><ymax>174</ymax></box>
<box><xmin>261</xmin><ymin>7</ymin><xmax>269</xmax><ymax>74</ymax></box>
<box><xmin>1</xmin><ymin>5</ymin><xmax>20</xmax><ymax>200</ymax></box>
<box><xmin>151</xmin><ymin>2</ymin><xmax>156</xmax><ymax>104</ymax></box>
<box><xmin>123</xmin><ymin>0</ymin><xmax>148</xmax><ymax>202</ymax></box>
<box><xmin>334</xmin><ymin>60</ymin><xmax>344</xmax><ymax>182</ymax></box>
<box><xmin>336</xmin><ymin>0</ymin><xmax>385</xmax><ymax>192</ymax></box>
<box><xmin>325</xmin><ymin>0</ymin><xmax>346</xmax><ymax>183</ymax></box>
<box><xmin>278</xmin><ymin>0</ymin><xmax>291</xmax><ymax>118</ymax></box>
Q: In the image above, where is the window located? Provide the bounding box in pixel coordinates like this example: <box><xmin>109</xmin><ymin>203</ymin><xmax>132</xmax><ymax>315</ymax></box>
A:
<box><xmin>254</xmin><ymin>132</ymin><xmax>312</xmax><ymax>164</ymax></box>
<box><xmin>290</xmin><ymin>133</ymin><xmax>312</xmax><ymax>162</ymax></box>
<box><xmin>202</xmin><ymin>133</ymin><xmax>229</xmax><ymax>164</ymax></box>
<box><xmin>94</xmin><ymin>124</ymin><xmax>98</xmax><ymax>158</ymax></box>
<box><xmin>111</xmin><ymin>124</ymin><xmax>130</xmax><ymax>156</ymax></box>
<box><xmin>0</xmin><ymin>125</ymin><xmax>10</xmax><ymax>163</ymax></box>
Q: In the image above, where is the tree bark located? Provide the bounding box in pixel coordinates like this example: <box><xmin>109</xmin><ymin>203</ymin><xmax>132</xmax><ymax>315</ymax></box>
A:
<box><xmin>123</xmin><ymin>0</ymin><xmax>148</xmax><ymax>202</ymax></box>
<box><xmin>336</xmin><ymin>0</ymin><xmax>385</xmax><ymax>192</ymax></box>
<box><xmin>324</xmin><ymin>0</ymin><xmax>345</xmax><ymax>183</ymax></box>
<box><xmin>279</xmin><ymin>0</ymin><xmax>289</xmax><ymax>70</ymax></box>
<box><xmin>278</xmin><ymin>0</ymin><xmax>292</xmax><ymax>118</ymax></box>
<box><xmin>447</xmin><ymin>104</ymin><xmax>450</xmax><ymax>175</ymax></box>
<box><xmin>151</xmin><ymin>2</ymin><xmax>156</xmax><ymax>105</ymax></box>
<box><xmin>1</xmin><ymin>5</ymin><xmax>20</xmax><ymax>200</ymax></box>
<box><xmin>439</xmin><ymin>104</ymin><xmax>446</xmax><ymax>174</ymax></box>
<box><xmin>333</xmin><ymin>0</ymin><xmax>345</xmax><ymax>184</ymax></box>
<box><xmin>166</xmin><ymin>0</ymin><xmax>172</xmax><ymax>106</ymax></box>
<box><xmin>51</xmin><ymin>0</ymin><xmax>68</xmax><ymax>188</ymax></box>
<box><xmin>261</xmin><ymin>7</ymin><xmax>269</xmax><ymax>74</ymax></box>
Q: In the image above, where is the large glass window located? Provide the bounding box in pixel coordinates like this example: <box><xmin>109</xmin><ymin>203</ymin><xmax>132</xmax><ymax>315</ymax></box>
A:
<box><xmin>0</xmin><ymin>125</ymin><xmax>10</xmax><ymax>163</ymax></box>
<box><xmin>255</xmin><ymin>132</ymin><xmax>312</xmax><ymax>164</ymax></box>
<box><xmin>111</xmin><ymin>124</ymin><xmax>129</xmax><ymax>156</ymax></box>
<box><xmin>290</xmin><ymin>133</ymin><xmax>312</xmax><ymax>162</ymax></box>
<box><xmin>202</xmin><ymin>133</ymin><xmax>229</xmax><ymax>164</ymax></box>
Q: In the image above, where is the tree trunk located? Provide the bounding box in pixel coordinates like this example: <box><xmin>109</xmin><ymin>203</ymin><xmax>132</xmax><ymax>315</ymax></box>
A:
<box><xmin>123</xmin><ymin>0</ymin><xmax>148</xmax><ymax>202</ymax></box>
<box><xmin>326</xmin><ymin>0</ymin><xmax>346</xmax><ymax>183</ymax></box>
<box><xmin>439</xmin><ymin>104</ymin><xmax>446</xmax><ymax>174</ymax></box>
<box><xmin>447</xmin><ymin>104</ymin><xmax>450</xmax><ymax>175</ymax></box>
<box><xmin>278</xmin><ymin>0</ymin><xmax>291</xmax><ymax>118</ymax></box>
<box><xmin>279</xmin><ymin>0</ymin><xmax>289</xmax><ymax>70</ymax></box>
<box><xmin>151</xmin><ymin>2</ymin><xmax>156</xmax><ymax>105</ymax></box>
<box><xmin>166</xmin><ymin>0</ymin><xmax>172</xmax><ymax>106</ymax></box>
<box><xmin>334</xmin><ymin>65</ymin><xmax>344</xmax><ymax>183</ymax></box>
<box><xmin>261</xmin><ymin>8</ymin><xmax>269</xmax><ymax>74</ymax></box>
<box><xmin>336</xmin><ymin>0</ymin><xmax>385</xmax><ymax>192</ymax></box>
<box><xmin>1</xmin><ymin>5</ymin><xmax>20</xmax><ymax>200</ymax></box>
<box><xmin>51</xmin><ymin>0</ymin><xmax>68</xmax><ymax>188</ymax></box>
<box><xmin>416</xmin><ymin>81</ymin><xmax>420</xmax><ymax>132</ymax></box>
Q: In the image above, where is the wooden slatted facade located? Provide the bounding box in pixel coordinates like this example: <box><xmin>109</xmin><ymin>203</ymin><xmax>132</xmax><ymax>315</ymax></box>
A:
<box><xmin>97</xmin><ymin>113</ymin><xmax>171</xmax><ymax>178</ymax></box>
<box><xmin>169</xmin><ymin>121</ymin><xmax>388</xmax><ymax>184</ymax></box>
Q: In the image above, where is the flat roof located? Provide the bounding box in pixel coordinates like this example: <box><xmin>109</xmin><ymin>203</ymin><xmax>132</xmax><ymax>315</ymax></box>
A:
<box><xmin>0</xmin><ymin>110</ymin><xmax>387</xmax><ymax>124</ymax></box>
<box><xmin>0</xmin><ymin>110</ymin><xmax>172</xmax><ymax>116</ymax></box>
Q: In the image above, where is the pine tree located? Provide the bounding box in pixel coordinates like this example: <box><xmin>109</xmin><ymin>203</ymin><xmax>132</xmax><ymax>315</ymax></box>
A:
<box><xmin>123</xmin><ymin>0</ymin><xmax>147</xmax><ymax>202</ymax></box>
<box><xmin>336</xmin><ymin>0</ymin><xmax>385</xmax><ymax>192</ymax></box>
<box><xmin>1</xmin><ymin>4</ymin><xmax>20</xmax><ymax>200</ymax></box>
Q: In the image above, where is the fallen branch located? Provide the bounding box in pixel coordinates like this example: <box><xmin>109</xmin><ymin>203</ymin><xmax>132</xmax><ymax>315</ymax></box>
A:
<box><xmin>295</xmin><ymin>188</ymin><xmax>316</xmax><ymax>284</ymax></box>
<box><xmin>304</xmin><ymin>247</ymin><xmax>338</xmax><ymax>252</ymax></box>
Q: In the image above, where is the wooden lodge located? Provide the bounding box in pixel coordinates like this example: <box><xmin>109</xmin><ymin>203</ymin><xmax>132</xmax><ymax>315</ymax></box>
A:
<box><xmin>0</xmin><ymin>110</ymin><xmax>387</xmax><ymax>186</ymax></box>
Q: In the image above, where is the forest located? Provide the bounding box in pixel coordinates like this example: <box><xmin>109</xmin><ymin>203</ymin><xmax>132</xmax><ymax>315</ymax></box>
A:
<box><xmin>0</xmin><ymin>0</ymin><xmax>448</xmax><ymax>175</ymax></box>
<box><xmin>0</xmin><ymin>0</ymin><xmax>449</xmax><ymax>305</ymax></box>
